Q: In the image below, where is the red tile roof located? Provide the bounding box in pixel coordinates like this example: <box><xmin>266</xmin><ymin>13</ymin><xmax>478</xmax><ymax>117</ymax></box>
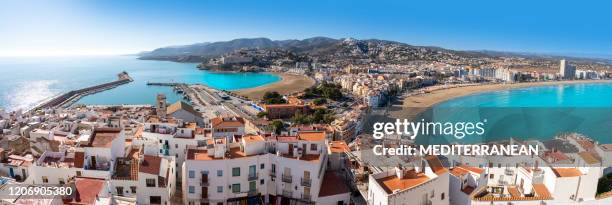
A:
<box><xmin>70</xmin><ymin>177</ymin><xmax>106</xmax><ymax>204</ymax></box>
<box><xmin>319</xmin><ymin>171</ymin><xmax>350</xmax><ymax>197</ymax></box>
<box><xmin>82</xmin><ymin>128</ymin><xmax>121</xmax><ymax>148</ymax></box>
<box><xmin>139</xmin><ymin>155</ymin><xmax>162</xmax><ymax>175</ymax></box>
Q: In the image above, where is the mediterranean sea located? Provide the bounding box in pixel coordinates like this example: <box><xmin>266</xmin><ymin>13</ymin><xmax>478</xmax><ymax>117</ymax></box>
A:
<box><xmin>426</xmin><ymin>83</ymin><xmax>612</xmax><ymax>143</ymax></box>
<box><xmin>0</xmin><ymin>56</ymin><xmax>280</xmax><ymax>111</ymax></box>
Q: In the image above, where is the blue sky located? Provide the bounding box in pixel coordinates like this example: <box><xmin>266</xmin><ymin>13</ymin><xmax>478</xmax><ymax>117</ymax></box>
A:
<box><xmin>0</xmin><ymin>0</ymin><xmax>610</xmax><ymax>58</ymax></box>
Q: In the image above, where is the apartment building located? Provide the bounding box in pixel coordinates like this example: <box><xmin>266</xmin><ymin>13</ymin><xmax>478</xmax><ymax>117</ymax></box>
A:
<box><xmin>181</xmin><ymin>130</ymin><xmax>351</xmax><ymax>205</ymax></box>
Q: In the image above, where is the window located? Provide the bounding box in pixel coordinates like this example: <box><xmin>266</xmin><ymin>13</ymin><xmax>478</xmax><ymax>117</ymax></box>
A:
<box><xmin>260</xmin><ymin>163</ymin><xmax>265</xmax><ymax>169</ymax></box>
<box><xmin>149</xmin><ymin>196</ymin><xmax>161</xmax><ymax>205</ymax></box>
<box><xmin>260</xmin><ymin>179</ymin><xmax>264</xmax><ymax>185</ymax></box>
<box><xmin>116</xmin><ymin>187</ymin><xmax>124</xmax><ymax>196</ymax></box>
<box><xmin>217</xmin><ymin>186</ymin><xmax>223</xmax><ymax>193</ymax></box>
<box><xmin>441</xmin><ymin>192</ymin><xmax>445</xmax><ymax>200</ymax></box>
<box><xmin>189</xmin><ymin>170</ymin><xmax>195</xmax><ymax>178</ymax></box>
<box><xmin>489</xmin><ymin>174</ymin><xmax>494</xmax><ymax>179</ymax></box>
<box><xmin>146</xmin><ymin>178</ymin><xmax>156</xmax><ymax>187</ymax></box>
<box><xmin>130</xmin><ymin>186</ymin><xmax>137</xmax><ymax>193</ymax></box>
<box><xmin>310</xmin><ymin>144</ymin><xmax>317</xmax><ymax>151</ymax></box>
<box><xmin>76</xmin><ymin>171</ymin><xmax>82</xmax><ymax>177</ymax></box>
<box><xmin>42</xmin><ymin>176</ymin><xmax>48</xmax><ymax>183</ymax></box>
<box><xmin>249</xmin><ymin>181</ymin><xmax>256</xmax><ymax>191</ymax></box>
<box><xmin>58</xmin><ymin>178</ymin><xmax>65</xmax><ymax>185</ymax></box>
<box><xmin>232</xmin><ymin>167</ymin><xmax>240</xmax><ymax>176</ymax></box>
<box><xmin>175</xmin><ymin>144</ymin><xmax>178</xmax><ymax>148</ymax></box>
<box><xmin>271</xmin><ymin>164</ymin><xmax>276</xmax><ymax>174</ymax></box>
<box><xmin>430</xmin><ymin>190</ymin><xmax>434</xmax><ymax>198</ymax></box>
<box><xmin>189</xmin><ymin>186</ymin><xmax>195</xmax><ymax>193</ymax></box>
<box><xmin>217</xmin><ymin>170</ymin><xmax>223</xmax><ymax>177</ymax></box>
<box><xmin>232</xmin><ymin>184</ymin><xmax>240</xmax><ymax>193</ymax></box>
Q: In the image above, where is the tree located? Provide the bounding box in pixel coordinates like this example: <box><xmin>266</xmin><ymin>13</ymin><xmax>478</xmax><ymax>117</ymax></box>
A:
<box><xmin>269</xmin><ymin>120</ymin><xmax>285</xmax><ymax>135</ymax></box>
<box><xmin>257</xmin><ymin>111</ymin><xmax>268</xmax><ymax>118</ymax></box>
<box><xmin>262</xmin><ymin>91</ymin><xmax>286</xmax><ymax>104</ymax></box>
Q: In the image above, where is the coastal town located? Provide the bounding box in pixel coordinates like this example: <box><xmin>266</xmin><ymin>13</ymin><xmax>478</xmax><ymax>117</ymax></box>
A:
<box><xmin>2</xmin><ymin>47</ymin><xmax>612</xmax><ymax>205</ymax></box>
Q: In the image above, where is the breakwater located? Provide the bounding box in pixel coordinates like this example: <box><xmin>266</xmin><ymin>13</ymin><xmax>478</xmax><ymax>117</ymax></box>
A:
<box><xmin>28</xmin><ymin>72</ymin><xmax>133</xmax><ymax>112</ymax></box>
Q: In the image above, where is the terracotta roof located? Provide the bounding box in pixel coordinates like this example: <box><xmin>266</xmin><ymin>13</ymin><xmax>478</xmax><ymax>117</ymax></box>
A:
<box><xmin>167</xmin><ymin>101</ymin><xmax>200</xmax><ymax>117</ymax></box>
<box><xmin>211</xmin><ymin>116</ymin><xmax>245</xmax><ymax>128</ymax></box>
<box><xmin>532</xmin><ymin>184</ymin><xmax>552</xmax><ymax>198</ymax></box>
<box><xmin>459</xmin><ymin>166</ymin><xmax>485</xmax><ymax>174</ymax></box>
<box><xmin>139</xmin><ymin>155</ymin><xmax>162</xmax><ymax>175</ymax></box>
<box><xmin>71</xmin><ymin>177</ymin><xmax>106</xmax><ymax>204</ymax></box>
<box><xmin>74</xmin><ymin>152</ymin><xmax>85</xmax><ymax>168</ymax></box>
<box><xmin>552</xmin><ymin>168</ymin><xmax>582</xmax><ymax>177</ymax></box>
<box><xmin>276</xmin><ymin>136</ymin><xmax>298</xmax><ymax>142</ymax></box>
<box><xmin>508</xmin><ymin>186</ymin><xmax>521</xmax><ymax>197</ymax></box>
<box><xmin>376</xmin><ymin>169</ymin><xmax>430</xmax><ymax>194</ymax></box>
<box><xmin>319</xmin><ymin>171</ymin><xmax>350</xmax><ymax>197</ymax></box>
<box><xmin>243</xmin><ymin>134</ymin><xmax>265</xmax><ymax>143</ymax></box>
<box><xmin>82</xmin><ymin>128</ymin><xmax>121</xmax><ymax>148</ymax></box>
<box><xmin>297</xmin><ymin>131</ymin><xmax>326</xmax><ymax>141</ymax></box>
<box><xmin>329</xmin><ymin>141</ymin><xmax>350</xmax><ymax>153</ymax></box>
<box><xmin>449</xmin><ymin>167</ymin><xmax>470</xmax><ymax>177</ymax></box>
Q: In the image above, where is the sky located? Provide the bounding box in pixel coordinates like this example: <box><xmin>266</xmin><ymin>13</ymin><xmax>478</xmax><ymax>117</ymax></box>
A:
<box><xmin>0</xmin><ymin>0</ymin><xmax>610</xmax><ymax>58</ymax></box>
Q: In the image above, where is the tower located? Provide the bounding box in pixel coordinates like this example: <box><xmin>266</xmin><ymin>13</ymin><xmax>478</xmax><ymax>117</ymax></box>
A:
<box><xmin>156</xmin><ymin>94</ymin><xmax>167</xmax><ymax>118</ymax></box>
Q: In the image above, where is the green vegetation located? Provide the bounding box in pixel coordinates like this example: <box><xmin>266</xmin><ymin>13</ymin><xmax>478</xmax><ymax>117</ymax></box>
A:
<box><xmin>598</xmin><ymin>172</ymin><xmax>612</xmax><ymax>195</ymax></box>
<box><xmin>257</xmin><ymin>111</ymin><xmax>268</xmax><ymax>118</ymax></box>
<box><xmin>262</xmin><ymin>91</ymin><xmax>286</xmax><ymax>104</ymax></box>
<box><xmin>312</xmin><ymin>98</ymin><xmax>327</xmax><ymax>106</ymax></box>
<box><xmin>291</xmin><ymin>108</ymin><xmax>335</xmax><ymax>124</ymax></box>
<box><xmin>269</xmin><ymin>120</ymin><xmax>285</xmax><ymax>135</ymax></box>
<box><xmin>301</xmin><ymin>82</ymin><xmax>343</xmax><ymax>101</ymax></box>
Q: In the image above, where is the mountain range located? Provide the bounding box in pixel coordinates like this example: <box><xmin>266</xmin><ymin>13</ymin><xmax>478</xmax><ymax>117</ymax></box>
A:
<box><xmin>138</xmin><ymin>37</ymin><xmax>611</xmax><ymax>64</ymax></box>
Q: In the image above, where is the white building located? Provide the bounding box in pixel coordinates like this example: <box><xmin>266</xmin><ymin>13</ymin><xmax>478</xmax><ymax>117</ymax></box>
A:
<box><xmin>368</xmin><ymin>156</ymin><xmax>450</xmax><ymax>205</ymax></box>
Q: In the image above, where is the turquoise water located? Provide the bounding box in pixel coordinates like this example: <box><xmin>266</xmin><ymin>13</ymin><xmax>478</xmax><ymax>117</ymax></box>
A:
<box><xmin>0</xmin><ymin>56</ymin><xmax>280</xmax><ymax>111</ymax></box>
<box><xmin>424</xmin><ymin>83</ymin><xmax>612</xmax><ymax>143</ymax></box>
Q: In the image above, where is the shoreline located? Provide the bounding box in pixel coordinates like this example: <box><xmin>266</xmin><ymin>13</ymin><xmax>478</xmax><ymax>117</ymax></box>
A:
<box><xmin>232</xmin><ymin>72</ymin><xmax>315</xmax><ymax>100</ymax></box>
<box><xmin>389</xmin><ymin>80</ymin><xmax>612</xmax><ymax>120</ymax></box>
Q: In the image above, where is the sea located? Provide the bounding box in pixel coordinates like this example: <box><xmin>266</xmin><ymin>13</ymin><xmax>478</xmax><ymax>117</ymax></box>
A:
<box><xmin>0</xmin><ymin>55</ymin><xmax>280</xmax><ymax>111</ymax></box>
<box><xmin>424</xmin><ymin>83</ymin><xmax>612</xmax><ymax>143</ymax></box>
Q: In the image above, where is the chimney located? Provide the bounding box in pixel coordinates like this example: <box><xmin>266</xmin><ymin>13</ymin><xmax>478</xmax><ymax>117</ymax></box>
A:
<box><xmin>395</xmin><ymin>166</ymin><xmax>404</xmax><ymax>179</ymax></box>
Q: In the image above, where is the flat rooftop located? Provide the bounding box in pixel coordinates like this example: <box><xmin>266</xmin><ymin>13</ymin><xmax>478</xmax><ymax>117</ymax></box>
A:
<box><xmin>81</xmin><ymin>128</ymin><xmax>121</xmax><ymax>148</ymax></box>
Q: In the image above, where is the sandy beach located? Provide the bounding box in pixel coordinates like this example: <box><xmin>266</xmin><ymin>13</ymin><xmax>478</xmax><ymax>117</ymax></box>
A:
<box><xmin>233</xmin><ymin>73</ymin><xmax>315</xmax><ymax>100</ymax></box>
<box><xmin>389</xmin><ymin>80</ymin><xmax>612</xmax><ymax>120</ymax></box>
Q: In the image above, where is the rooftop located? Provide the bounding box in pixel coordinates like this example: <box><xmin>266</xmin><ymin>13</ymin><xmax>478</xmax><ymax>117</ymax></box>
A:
<box><xmin>81</xmin><ymin>128</ymin><xmax>121</xmax><ymax>148</ymax></box>
<box><xmin>297</xmin><ymin>131</ymin><xmax>326</xmax><ymax>141</ymax></box>
<box><xmin>329</xmin><ymin>140</ymin><xmax>350</xmax><ymax>153</ymax></box>
<box><xmin>319</xmin><ymin>171</ymin><xmax>350</xmax><ymax>197</ymax></box>
<box><xmin>139</xmin><ymin>155</ymin><xmax>162</xmax><ymax>175</ymax></box>
<box><xmin>242</xmin><ymin>134</ymin><xmax>265</xmax><ymax>143</ymax></box>
<box><xmin>375</xmin><ymin>169</ymin><xmax>430</xmax><ymax>194</ymax></box>
<box><xmin>552</xmin><ymin>168</ymin><xmax>582</xmax><ymax>177</ymax></box>
<box><xmin>70</xmin><ymin>177</ymin><xmax>106</xmax><ymax>204</ymax></box>
<box><xmin>211</xmin><ymin>116</ymin><xmax>245</xmax><ymax>128</ymax></box>
<box><xmin>167</xmin><ymin>101</ymin><xmax>200</xmax><ymax>117</ymax></box>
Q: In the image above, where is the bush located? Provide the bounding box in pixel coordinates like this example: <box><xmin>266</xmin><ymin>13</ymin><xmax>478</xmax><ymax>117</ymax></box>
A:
<box><xmin>262</xmin><ymin>91</ymin><xmax>286</xmax><ymax>104</ymax></box>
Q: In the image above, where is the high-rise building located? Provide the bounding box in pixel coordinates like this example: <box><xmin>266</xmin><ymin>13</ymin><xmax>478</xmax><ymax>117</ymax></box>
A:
<box><xmin>559</xmin><ymin>59</ymin><xmax>576</xmax><ymax>80</ymax></box>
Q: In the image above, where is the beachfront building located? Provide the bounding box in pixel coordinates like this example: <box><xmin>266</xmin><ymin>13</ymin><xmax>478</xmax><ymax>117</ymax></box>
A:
<box><xmin>560</xmin><ymin>59</ymin><xmax>576</xmax><ymax>80</ymax></box>
<box><xmin>367</xmin><ymin>156</ymin><xmax>450</xmax><ymax>205</ymax></box>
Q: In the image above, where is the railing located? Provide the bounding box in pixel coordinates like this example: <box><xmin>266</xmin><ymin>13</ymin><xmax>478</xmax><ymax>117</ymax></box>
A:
<box><xmin>301</xmin><ymin>178</ymin><xmax>311</xmax><ymax>187</ymax></box>
<box><xmin>270</xmin><ymin>171</ymin><xmax>276</xmax><ymax>177</ymax></box>
<box><xmin>282</xmin><ymin>174</ymin><xmax>292</xmax><ymax>183</ymax></box>
<box><xmin>248</xmin><ymin>172</ymin><xmax>258</xmax><ymax>181</ymax></box>
<box><xmin>201</xmin><ymin>176</ymin><xmax>209</xmax><ymax>186</ymax></box>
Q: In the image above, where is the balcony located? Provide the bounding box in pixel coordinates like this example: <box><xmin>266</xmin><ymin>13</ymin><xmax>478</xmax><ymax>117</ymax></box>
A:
<box><xmin>301</xmin><ymin>178</ymin><xmax>311</xmax><ymax>187</ymax></box>
<box><xmin>282</xmin><ymin>174</ymin><xmax>292</xmax><ymax>183</ymax></box>
<box><xmin>282</xmin><ymin>190</ymin><xmax>293</xmax><ymax>198</ymax></box>
<box><xmin>200</xmin><ymin>176</ymin><xmax>209</xmax><ymax>186</ymax></box>
<box><xmin>248</xmin><ymin>172</ymin><xmax>258</xmax><ymax>181</ymax></box>
<box><xmin>301</xmin><ymin>193</ymin><xmax>312</xmax><ymax>202</ymax></box>
<box><xmin>270</xmin><ymin>171</ymin><xmax>276</xmax><ymax>177</ymax></box>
